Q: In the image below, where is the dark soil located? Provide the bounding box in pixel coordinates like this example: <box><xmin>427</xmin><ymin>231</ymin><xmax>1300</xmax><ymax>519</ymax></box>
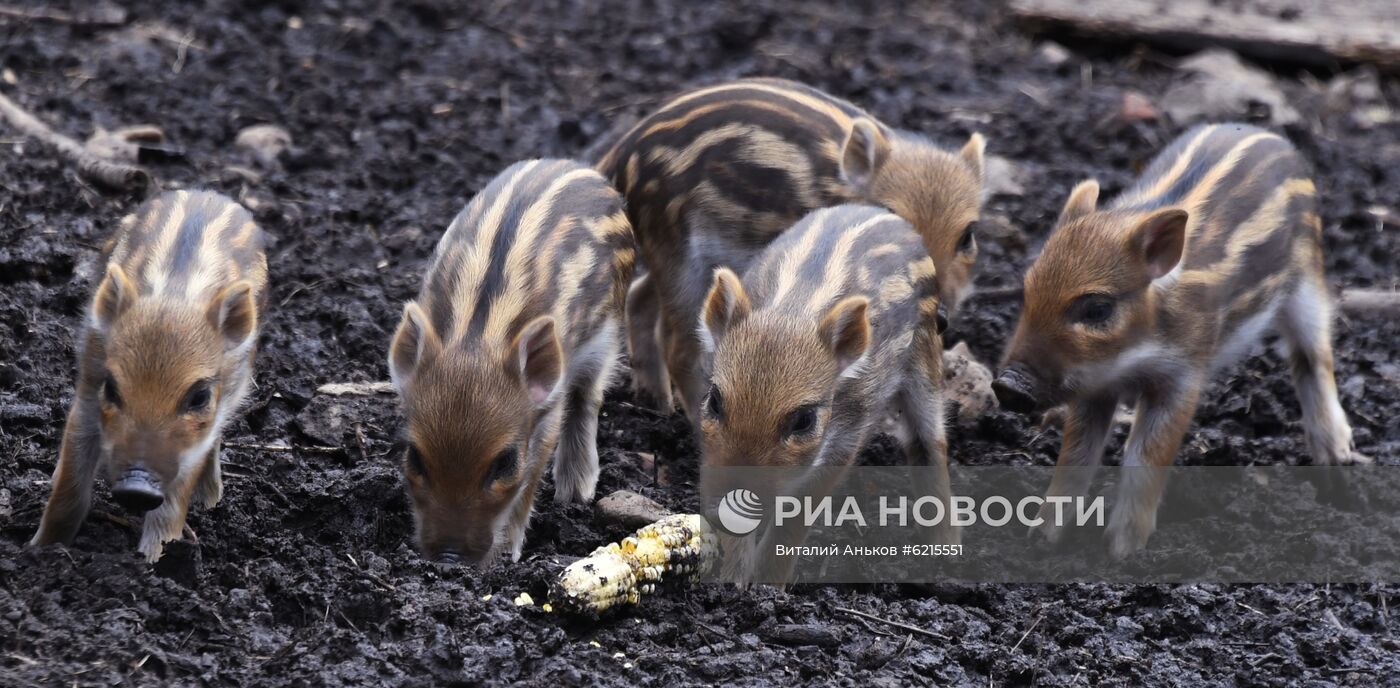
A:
<box><xmin>2</xmin><ymin>1</ymin><xmax>1398</xmax><ymax>685</ymax></box>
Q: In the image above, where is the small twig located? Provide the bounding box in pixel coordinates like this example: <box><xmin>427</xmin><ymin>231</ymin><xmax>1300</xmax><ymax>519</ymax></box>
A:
<box><xmin>353</xmin><ymin>422</ymin><xmax>369</xmax><ymax>463</ymax></box>
<box><xmin>223</xmin><ymin>441</ymin><xmax>343</xmax><ymax>455</ymax></box>
<box><xmin>614</xmin><ymin>400</ymin><xmax>672</xmax><ymax>420</ymax></box>
<box><xmin>1325</xmin><ymin>666</ymin><xmax>1376</xmax><ymax>675</ymax></box>
<box><xmin>91</xmin><ymin>509</ymin><xmax>138</xmax><ymax>531</ymax></box>
<box><xmin>834</xmin><ymin>607</ymin><xmax>951</xmax><ymax>641</ymax></box>
<box><xmin>1337</xmin><ymin>289</ymin><xmax>1400</xmax><ymax>316</ymax></box>
<box><xmin>845</xmin><ymin>612</ymin><xmax>900</xmax><ymax>637</ymax></box>
<box><xmin>0</xmin><ymin>3</ymin><xmax>128</xmax><ymax>26</ymax></box>
<box><xmin>0</xmin><ymin>91</ymin><xmax>150</xmax><ymax>192</ymax></box>
<box><xmin>342</xmin><ymin>555</ymin><xmax>398</xmax><ymax>592</ymax></box>
<box><xmin>695</xmin><ymin>621</ymin><xmax>727</xmax><ymax>639</ymax></box>
<box><xmin>1010</xmin><ymin>611</ymin><xmax>1043</xmax><ymax>653</ymax></box>
<box><xmin>316</xmin><ymin>381</ymin><xmax>395</xmax><ymax>396</ymax></box>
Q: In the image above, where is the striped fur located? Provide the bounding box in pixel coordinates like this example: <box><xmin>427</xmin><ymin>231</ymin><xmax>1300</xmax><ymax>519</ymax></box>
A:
<box><xmin>598</xmin><ymin>78</ymin><xmax>985</xmax><ymax>423</ymax></box>
<box><xmin>32</xmin><ymin>191</ymin><xmax>267</xmax><ymax>562</ymax></box>
<box><xmin>997</xmin><ymin>123</ymin><xmax>1362</xmax><ymax>558</ymax></box>
<box><xmin>699</xmin><ymin>205</ymin><xmax>958</xmax><ymax>579</ymax></box>
<box><xmin>388</xmin><ymin>159</ymin><xmax>634</xmax><ymax>565</ymax></box>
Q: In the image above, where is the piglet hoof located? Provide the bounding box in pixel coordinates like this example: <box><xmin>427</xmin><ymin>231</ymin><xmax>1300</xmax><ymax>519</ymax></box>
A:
<box><xmin>552</xmin><ymin>451</ymin><xmax>599</xmax><ymax>506</ymax></box>
<box><xmin>1028</xmin><ymin>518</ymin><xmax>1064</xmax><ymax>545</ymax></box>
<box><xmin>1105</xmin><ymin>516</ymin><xmax>1152</xmax><ymax>560</ymax></box>
<box><xmin>1337</xmin><ymin>446</ymin><xmax>1373</xmax><ymax>466</ymax></box>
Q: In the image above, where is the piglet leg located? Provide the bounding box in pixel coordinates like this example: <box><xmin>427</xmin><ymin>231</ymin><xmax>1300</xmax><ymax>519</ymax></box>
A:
<box><xmin>31</xmin><ymin>402</ymin><xmax>103</xmax><ymax>547</ymax></box>
<box><xmin>1106</xmin><ymin>379</ymin><xmax>1202</xmax><ymax>559</ymax></box>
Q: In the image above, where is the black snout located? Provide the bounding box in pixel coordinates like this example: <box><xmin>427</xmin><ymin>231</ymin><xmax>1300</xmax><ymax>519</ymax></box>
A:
<box><xmin>992</xmin><ymin>366</ymin><xmax>1041</xmax><ymax>415</ymax></box>
<box><xmin>935</xmin><ymin>303</ymin><xmax>950</xmax><ymax>335</ymax></box>
<box><xmin>111</xmin><ymin>468</ymin><xmax>164</xmax><ymax>514</ymax></box>
<box><xmin>433</xmin><ymin>551</ymin><xmax>465</xmax><ymax>566</ymax></box>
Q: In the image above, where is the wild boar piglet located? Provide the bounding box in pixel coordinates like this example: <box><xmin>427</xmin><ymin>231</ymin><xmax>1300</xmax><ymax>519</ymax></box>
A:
<box><xmin>32</xmin><ymin>190</ymin><xmax>267</xmax><ymax>562</ymax></box>
<box><xmin>700</xmin><ymin>204</ymin><xmax>958</xmax><ymax>569</ymax></box>
<box><xmin>598</xmin><ymin>78</ymin><xmax>986</xmax><ymax>421</ymax></box>
<box><xmin>993</xmin><ymin>123</ymin><xmax>1365</xmax><ymax>556</ymax></box>
<box><xmin>389</xmin><ymin>159</ymin><xmax>634</xmax><ymax>565</ymax></box>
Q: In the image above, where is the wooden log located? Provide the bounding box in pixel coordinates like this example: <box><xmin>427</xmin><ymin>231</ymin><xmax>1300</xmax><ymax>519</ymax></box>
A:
<box><xmin>1011</xmin><ymin>0</ymin><xmax>1400</xmax><ymax>71</ymax></box>
<box><xmin>0</xmin><ymin>92</ymin><xmax>151</xmax><ymax>192</ymax></box>
<box><xmin>1337</xmin><ymin>289</ymin><xmax>1400</xmax><ymax>316</ymax></box>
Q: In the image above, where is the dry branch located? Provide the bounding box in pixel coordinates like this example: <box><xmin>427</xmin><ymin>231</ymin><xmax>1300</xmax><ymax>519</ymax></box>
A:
<box><xmin>0</xmin><ymin>3</ymin><xmax>128</xmax><ymax>26</ymax></box>
<box><xmin>1337</xmin><ymin>289</ymin><xmax>1400</xmax><ymax>316</ymax></box>
<box><xmin>1011</xmin><ymin>0</ymin><xmax>1400</xmax><ymax>71</ymax></box>
<box><xmin>315</xmin><ymin>381</ymin><xmax>395</xmax><ymax>396</ymax></box>
<box><xmin>0</xmin><ymin>91</ymin><xmax>150</xmax><ymax>192</ymax></box>
<box><xmin>834</xmin><ymin>607</ymin><xmax>952</xmax><ymax>641</ymax></box>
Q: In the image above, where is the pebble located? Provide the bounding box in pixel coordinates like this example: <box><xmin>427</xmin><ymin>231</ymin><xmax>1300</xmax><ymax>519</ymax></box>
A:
<box><xmin>235</xmin><ymin>124</ymin><xmax>293</xmax><ymax>168</ymax></box>
<box><xmin>594</xmin><ymin>489</ymin><xmax>671</xmax><ymax>529</ymax></box>
<box><xmin>943</xmin><ymin>342</ymin><xmax>998</xmax><ymax>424</ymax></box>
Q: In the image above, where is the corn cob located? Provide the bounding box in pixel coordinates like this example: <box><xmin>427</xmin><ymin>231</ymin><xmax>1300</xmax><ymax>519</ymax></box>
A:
<box><xmin>550</xmin><ymin>514</ymin><xmax>718</xmax><ymax>614</ymax></box>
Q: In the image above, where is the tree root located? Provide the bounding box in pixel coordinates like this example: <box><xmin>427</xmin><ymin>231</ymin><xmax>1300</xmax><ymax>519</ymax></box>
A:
<box><xmin>0</xmin><ymin>91</ymin><xmax>151</xmax><ymax>192</ymax></box>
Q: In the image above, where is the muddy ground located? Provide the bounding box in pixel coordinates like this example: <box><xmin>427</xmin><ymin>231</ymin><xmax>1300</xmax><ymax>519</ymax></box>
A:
<box><xmin>2</xmin><ymin>1</ymin><xmax>1398</xmax><ymax>685</ymax></box>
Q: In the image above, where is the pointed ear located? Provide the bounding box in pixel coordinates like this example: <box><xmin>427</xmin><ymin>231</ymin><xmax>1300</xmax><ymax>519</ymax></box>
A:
<box><xmin>511</xmin><ymin>316</ymin><xmax>563</xmax><ymax>407</ymax></box>
<box><xmin>818</xmin><ymin>296</ymin><xmax>871</xmax><ymax>378</ymax></box>
<box><xmin>207</xmin><ymin>281</ymin><xmax>259</xmax><ymax>352</ymax></box>
<box><xmin>839</xmin><ymin>118</ymin><xmax>891</xmax><ymax>194</ymax></box>
<box><xmin>1131</xmin><ymin>208</ymin><xmax>1189</xmax><ymax>280</ymax></box>
<box><xmin>1058</xmin><ymin>179</ymin><xmax>1100</xmax><ymax>224</ymax></box>
<box><xmin>389</xmin><ymin>302</ymin><xmax>439</xmax><ymax>388</ymax></box>
<box><xmin>959</xmin><ymin>132</ymin><xmax>986</xmax><ymax>182</ymax></box>
<box><xmin>698</xmin><ymin>268</ymin><xmax>751</xmax><ymax>353</ymax></box>
<box><xmin>91</xmin><ymin>263</ymin><xmax>135</xmax><ymax>333</ymax></box>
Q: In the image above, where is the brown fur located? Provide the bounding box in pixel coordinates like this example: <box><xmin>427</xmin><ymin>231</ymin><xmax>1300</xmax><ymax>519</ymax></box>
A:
<box><xmin>698</xmin><ymin>205</ymin><xmax>958</xmax><ymax>581</ymax></box>
<box><xmin>597</xmin><ymin>78</ymin><xmax>985</xmax><ymax>422</ymax></box>
<box><xmin>996</xmin><ymin>124</ymin><xmax>1364</xmax><ymax>557</ymax></box>
<box><xmin>31</xmin><ymin>190</ymin><xmax>266</xmax><ymax>562</ymax></box>
<box><xmin>389</xmin><ymin>160</ymin><xmax>633</xmax><ymax>564</ymax></box>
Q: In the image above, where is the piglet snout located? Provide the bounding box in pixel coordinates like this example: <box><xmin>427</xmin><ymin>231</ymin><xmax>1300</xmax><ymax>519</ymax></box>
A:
<box><xmin>992</xmin><ymin>365</ymin><xmax>1041</xmax><ymax>414</ymax></box>
<box><xmin>112</xmin><ymin>467</ymin><xmax>164</xmax><ymax>514</ymax></box>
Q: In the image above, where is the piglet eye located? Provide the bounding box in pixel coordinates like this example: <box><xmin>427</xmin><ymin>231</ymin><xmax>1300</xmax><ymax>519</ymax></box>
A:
<box><xmin>783</xmin><ymin>405</ymin><xmax>820</xmax><ymax>440</ymax></box>
<box><xmin>704</xmin><ymin>385</ymin><xmax>724</xmax><ymax>420</ymax></box>
<box><xmin>181</xmin><ymin>381</ymin><xmax>213</xmax><ymax>414</ymax></box>
<box><xmin>485</xmin><ymin>447</ymin><xmax>518</xmax><ymax>487</ymax></box>
<box><xmin>1071</xmin><ymin>294</ymin><xmax>1117</xmax><ymax>328</ymax></box>
<box><xmin>957</xmin><ymin>222</ymin><xmax>977</xmax><ymax>254</ymax></box>
<box><xmin>406</xmin><ymin>445</ymin><xmax>427</xmax><ymax>477</ymax></box>
<box><xmin>102</xmin><ymin>373</ymin><xmax>122</xmax><ymax>407</ymax></box>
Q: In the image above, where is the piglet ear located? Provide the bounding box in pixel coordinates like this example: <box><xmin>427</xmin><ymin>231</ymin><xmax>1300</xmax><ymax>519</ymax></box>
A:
<box><xmin>91</xmin><ymin>263</ymin><xmax>135</xmax><ymax>333</ymax></box>
<box><xmin>839</xmin><ymin>118</ymin><xmax>891</xmax><ymax>195</ymax></box>
<box><xmin>819</xmin><ymin>296</ymin><xmax>871</xmax><ymax>378</ymax></box>
<box><xmin>389</xmin><ymin>302</ymin><xmax>439</xmax><ymax>388</ymax></box>
<box><xmin>207</xmin><ymin>281</ymin><xmax>259</xmax><ymax>352</ymax></box>
<box><xmin>511</xmin><ymin>316</ymin><xmax>563</xmax><ymax>407</ymax></box>
<box><xmin>959</xmin><ymin>132</ymin><xmax>987</xmax><ymax>183</ymax></box>
<box><xmin>698</xmin><ymin>268</ymin><xmax>751</xmax><ymax>353</ymax></box>
<box><xmin>1057</xmin><ymin>180</ymin><xmax>1100</xmax><ymax>224</ymax></box>
<box><xmin>1132</xmin><ymin>208</ymin><xmax>1189</xmax><ymax>280</ymax></box>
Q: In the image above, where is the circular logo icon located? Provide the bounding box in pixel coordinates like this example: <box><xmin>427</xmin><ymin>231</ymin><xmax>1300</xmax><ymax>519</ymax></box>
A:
<box><xmin>716</xmin><ymin>488</ymin><xmax>764</xmax><ymax>536</ymax></box>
